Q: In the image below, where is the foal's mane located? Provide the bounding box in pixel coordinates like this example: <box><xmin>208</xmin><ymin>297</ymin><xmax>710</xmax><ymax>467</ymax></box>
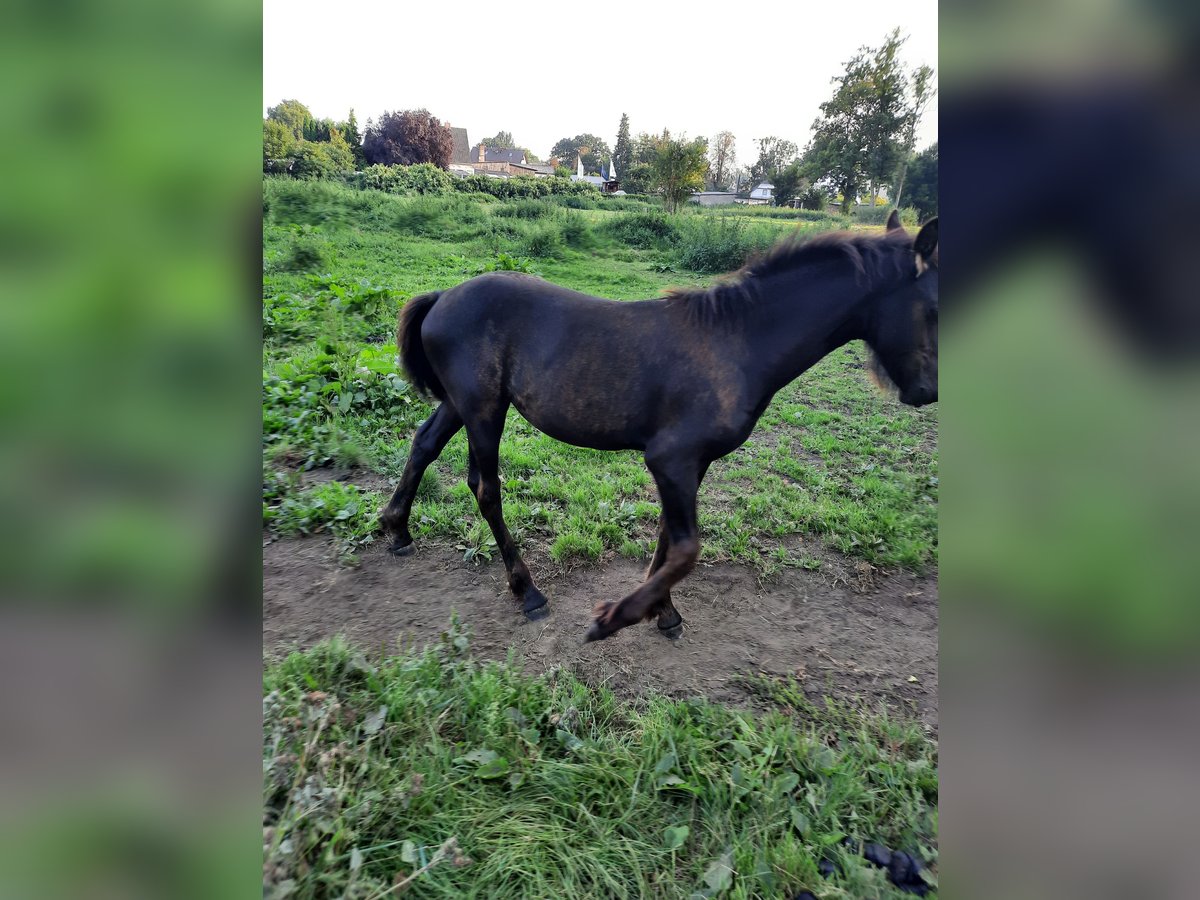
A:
<box><xmin>665</xmin><ymin>229</ymin><xmax>914</xmax><ymax>328</ymax></box>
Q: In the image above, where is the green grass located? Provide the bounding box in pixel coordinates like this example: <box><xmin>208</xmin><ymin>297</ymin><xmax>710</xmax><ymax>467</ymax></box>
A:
<box><xmin>261</xmin><ymin>178</ymin><xmax>938</xmax><ymax>573</ymax></box>
<box><xmin>263</xmin><ymin>627</ymin><xmax>938</xmax><ymax>899</ymax></box>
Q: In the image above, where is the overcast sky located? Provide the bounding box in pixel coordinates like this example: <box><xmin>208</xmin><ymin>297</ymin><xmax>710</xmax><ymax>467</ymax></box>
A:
<box><xmin>264</xmin><ymin>0</ymin><xmax>937</xmax><ymax>166</ymax></box>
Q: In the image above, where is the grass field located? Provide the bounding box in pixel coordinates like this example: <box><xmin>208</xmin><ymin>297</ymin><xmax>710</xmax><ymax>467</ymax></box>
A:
<box><xmin>262</xmin><ymin>179</ymin><xmax>938</xmax><ymax>573</ymax></box>
<box><xmin>263</xmin><ymin>627</ymin><xmax>937</xmax><ymax>899</ymax></box>
<box><xmin>262</xmin><ymin>176</ymin><xmax>939</xmax><ymax>898</ymax></box>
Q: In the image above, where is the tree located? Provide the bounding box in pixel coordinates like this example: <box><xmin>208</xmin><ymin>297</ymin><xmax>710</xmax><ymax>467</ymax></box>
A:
<box><xmin>266</xmin><ymin>99</ymin><xmax>313</xmax><ymax>139</ymax></box>
<box><xmin>614</xmin><ymin>114</ymin><xmax>633</xmax><ymax>182</ymax></box>
<box><xmin>363</xmin><ymin>109</ymin><xmax>455</xmax><ymax>168</ymax></box>
<box><xmin>802</xmin><ymin>29</ymin><xmax>930</xmax><ymax>214</ymax></box>
<box><xmin>749</xmin><ymin>136</ymin><xmax>798</xmax><ymax>184</ymax></box>
<box><xmin>323</xmin><ymin>128</ymin><xmax>356</xmax><ymax>171</ymax></box>
<box><xmin>291</xmin><ymin>142</ymin><xmax>338</xmax><ymax>179</ymax></box>
<box><xmin>549</xmin><ymin>134</ymin><xmax>612</xmax><ymax>174</ymax></box>
<box><xmin>481</xmin><ymin>131</ymin><xmax>515</xmax><ymax>148</ymax></box>
<box><xmin>771</xmin><ymin>160</ymin><xmax>808</xmax><ymax>208</ymax></box>
<box><xmin>902</xmin><ymin>142</ymin><xmax>937</xmax><ymax>219</ymax></box>
<box><xmin>651</xmin><ymin>134</ymin><xmax>709</xmax><ymax>213</ymax></box>
<box><xmin>891</xmin><ymin>65</ymin><xmax>935</xmax><ymax>208</ymax></box>
<box><xmin>338</xmin><ymin>109</ymin><xmax>366</xmax><ymax>169</ymax></box>
<box><xmin>858</xmin><ymin>29</ymin><xmax>911</xmax><ymax>207</ymax></box>
<box><xmin>263</xmin><ymin>119</ymin><xmax>295</xmax><ymax>163</ymax></box>
<box><xmin>707</xmin><ymin>131</ymin><xmax>736</xmax><ymax>190</ymax></box>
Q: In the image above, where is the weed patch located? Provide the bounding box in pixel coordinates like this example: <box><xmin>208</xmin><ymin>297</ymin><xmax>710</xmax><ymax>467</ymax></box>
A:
<box><xmin>263</xmin><ymin>630</ymin><xmax>938</xmax><ymax>899</ymax></box>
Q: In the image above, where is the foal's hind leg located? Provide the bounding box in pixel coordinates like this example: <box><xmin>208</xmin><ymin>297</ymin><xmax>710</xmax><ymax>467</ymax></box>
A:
<box><xmin>380</xmin><ymin>403</ymin><xmax>463</xmax><ymax>555</ymax></box>
<box><xmin>465</xmin><ymin>413</ymin><xmax>549</xmax><ymax>619</ymax></box>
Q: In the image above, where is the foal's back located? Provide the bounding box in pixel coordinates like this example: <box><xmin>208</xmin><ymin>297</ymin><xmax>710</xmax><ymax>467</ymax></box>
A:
<box><xmin>420</xmin><ymin>272</ymin><xmax>729</xmax><ymax>452</ymax></box>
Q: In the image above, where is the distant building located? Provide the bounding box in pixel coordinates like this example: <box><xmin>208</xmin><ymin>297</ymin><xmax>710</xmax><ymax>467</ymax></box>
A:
<box><xmin>571</xmin><ymin>154</ymin><xmax>620</xmax><ymax>192</ymax></box>
<box><xmin>468</xmin><ymin>144</ymin><xmax>552</xmax><ymax>177</ymax></box>
<box><xmin>448</xmin><ymin>128</ymin><xmax>471</xmax><ymax>165</ymax></box>
<box><xmin>746</xmin><ymin>182</ymin><xmax>775</xmax><ymax>205</ymax></box>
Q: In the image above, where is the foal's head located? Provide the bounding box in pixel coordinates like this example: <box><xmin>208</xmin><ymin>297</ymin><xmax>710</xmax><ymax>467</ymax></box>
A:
<box><xmin>865</xmin><ymin>217</ymin><xmax>939</xmax><ymax>407</ymax></box>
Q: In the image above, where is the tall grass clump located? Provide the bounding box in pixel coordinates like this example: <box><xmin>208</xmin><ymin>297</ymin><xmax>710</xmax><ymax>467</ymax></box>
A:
<box><xmin>523</xmin><ymin>221</ymin><xmax>565</xmax><ymax>258</ymax></box>
<box><xmin>549</xmin><ymin>194</ymin><xmax>598</xmax><ymax>210</ymax></box>
<box><xmin>602</xmin><ymin>210</ymin><xmax>679</xmax><ymax>248</ymax></box>
<box><xmin>277</xmin><ymin>230</ymin><xmax>332</xmax><ymax>272</ymax></box>
<box><xmin>264</xmin><ymin>176</ymin><xmax>352</xmax><ymax>228</ymax></box>
<box><xmin>696</xmin><ymin>205</ymin><xmax>849</xmax><ymax>227</ymax></box>
<box><xmin>492</xmin><ymin>199</ymin><xmax>556</xmax><ymax>220</ymax></box>
<box><xmin>673</xmin><ymin>216</ymin><xmax>778</xmax><ymax>274</ymax></box>
<box><xmin>558</xmin><ymin>211</ymin><xmax>596</xmax><ymax>249</ymax></box>
<box><xmin>853</xmin><ymin>205</ymin><xmax>922</xmax><ymax>227</ymax></box>
<box><xmin>392</xmin><ymin>196</ymin><xmax>487</xmax><ymax>238</ymax></box>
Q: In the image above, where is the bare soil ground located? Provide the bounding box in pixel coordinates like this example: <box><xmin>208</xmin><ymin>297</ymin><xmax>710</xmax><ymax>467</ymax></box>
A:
<box><xmin>264</xmin><ymin>535</ymin><xmax>938</xmax><ymax>731</ymax></box>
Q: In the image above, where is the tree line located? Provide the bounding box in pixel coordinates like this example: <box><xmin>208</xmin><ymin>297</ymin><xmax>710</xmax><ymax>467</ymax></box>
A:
<box><xmin>263</xmin><ymin>29</ymin><xmax>936</xmax><ymax>218</ymax></box>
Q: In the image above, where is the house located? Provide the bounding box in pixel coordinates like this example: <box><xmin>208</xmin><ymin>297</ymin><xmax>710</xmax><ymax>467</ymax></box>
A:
<box><xmin>745</xmin><ymin>182</ymin><xmax>774</xmax><ymax>205</ymax></box>
<box><xmin>466</xmin><ymin>144</ymin><xmax>553</xmax><ymax>177</ymax></box>
<box><xmin>689</xmin><ymin>191</ymin><xmax>738</xmax><ymax>207</ymax></box>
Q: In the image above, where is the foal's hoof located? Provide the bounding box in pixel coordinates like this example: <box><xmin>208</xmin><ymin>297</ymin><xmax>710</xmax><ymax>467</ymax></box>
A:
<box><xmin>522</xmin><ymin>587</ymin><xmax>550</xmax><ymax>620</ymax></box>
<box><xmin>656</xmin><ymin>609</ymin><xmax>684</xmax><ymax>640</ymax></box>
<box><xmin>657</xmin><ymin>621</ymin><xmax>684</xmax><ymax>640</ymax></box>
<box><xmin>583</xmin><ymin>621</ymin><xmax>608</xmax><ymax>643</ymax></box>
<box><xmin>388</xmin><ymin>540</ymin><xmax>415</xmax><ymax>557</ymax></box>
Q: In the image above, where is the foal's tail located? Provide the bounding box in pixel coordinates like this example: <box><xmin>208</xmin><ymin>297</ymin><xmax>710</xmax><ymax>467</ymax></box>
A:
<box><xmin>397</xmin><ymin>291</ymin><xmax>446</xmax><ymax>401</ymax></box>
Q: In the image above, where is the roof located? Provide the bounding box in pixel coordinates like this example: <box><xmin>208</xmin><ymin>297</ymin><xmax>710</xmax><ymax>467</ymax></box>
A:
<box><xmin>476</xmin><ymin>145</ymin><xmax>527</xmax><ymax>164</ymax></box>
<box><xmin>749</xmin><ymin>182</ymin><xmax>774</xmax><ymax>199</ymax></box>
<box><xmin>449</xmin><ymin>128</ymin><xmax>470</xmax><ymax>164</ymax></box>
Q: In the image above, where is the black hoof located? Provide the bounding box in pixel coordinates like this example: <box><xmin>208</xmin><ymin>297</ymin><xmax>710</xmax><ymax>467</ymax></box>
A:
<box><xmin>658</xmin><ymin>621</ymin><xmax>684</xmax><ymax>640</ymax></box>
<box><xmin>656</xmin><ymin>609</ymin><xmax>683</xmax><ymax>639</ymax></box>
<box><xmin>522</xmin><ymin>587</ymin><xmax>549</xmax><ymax>620</ymax></box>
<box><xmin>583</xmin><ymin>621</ymin><xmax>607</xmax><ymax>643</ymax></box>
<box><xmin>388</xmin><ymin>540</ymin><xmax>415</xmax><ymax>557</ymax></box>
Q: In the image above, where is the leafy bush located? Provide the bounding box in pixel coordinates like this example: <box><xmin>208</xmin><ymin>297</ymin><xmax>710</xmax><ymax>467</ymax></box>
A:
<box><xmin>602</xmin><ymin>211</ymin><xmax>679</xmax><ymax>248</ymax></box>
<box><xmin>264</xmin><ymin>481</ymin><xmax>384</xmax><ymax>557</ymax></box>
<box><xmin>798</xmin><ymin>186</ymin><xmax>827</xmax><ymax>211</ymax></box>
<box><xmin>478</xmin><ymin>252</ymin><xmax>540</xmax><ymax>274</ymax></box>
<box><xmin>673</xmin><ymin>216</ymin><xmax>777</xmax><ymax>274</ymax></box>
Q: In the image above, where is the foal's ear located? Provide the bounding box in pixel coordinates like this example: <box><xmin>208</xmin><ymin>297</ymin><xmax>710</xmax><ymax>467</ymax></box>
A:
<box><xmin>885</xmin><ymin>209</ymin><xmax>903</xmax><ymax>232</ymax></box>
<box><xmin>913</xmin><ymin>217</ymin><xmax>938</xmax><ymax>273</ymax></box>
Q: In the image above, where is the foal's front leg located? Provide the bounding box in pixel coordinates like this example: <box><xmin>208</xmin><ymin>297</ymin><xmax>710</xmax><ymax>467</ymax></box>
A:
<box><xmin>646</xmin><ymin>515</ymin><xmax>684</xmax><ymax>638</ymax></box>
<box><xmin>645</xmin><ymin>459</ymin><xmax>710</xmax><ymax>638</ymax></box>
<box><xmin>585</xmin><ymin>452</ymin><xmax>700</xmax><ymax>642</ymax></box>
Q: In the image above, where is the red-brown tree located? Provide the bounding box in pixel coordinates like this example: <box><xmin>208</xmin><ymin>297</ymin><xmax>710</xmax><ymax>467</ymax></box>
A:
<box><xmin>363</xmin><ymin>109</ymin><xmax>455</xmax><ymax>168</ymax></box>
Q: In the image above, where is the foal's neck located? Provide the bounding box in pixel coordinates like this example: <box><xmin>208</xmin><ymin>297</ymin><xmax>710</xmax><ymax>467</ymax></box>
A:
<box><xmin>738</xmin><ymin>260</ymin><xmax>877</xmax><ymax>397</ymax></box>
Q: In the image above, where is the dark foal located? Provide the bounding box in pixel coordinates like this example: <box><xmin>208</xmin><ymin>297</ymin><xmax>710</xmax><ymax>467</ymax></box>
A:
<box><xmin>380</xmin><ymin>216</ymin><xmax>938</xmax><ymax>642</ymax></box>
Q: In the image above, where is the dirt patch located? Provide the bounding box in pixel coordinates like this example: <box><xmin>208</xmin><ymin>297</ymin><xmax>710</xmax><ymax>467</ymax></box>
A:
<box><xmin>264</xmin><ymin>537</ymin><xmax>938</xmax><ymax>731</ymax></box>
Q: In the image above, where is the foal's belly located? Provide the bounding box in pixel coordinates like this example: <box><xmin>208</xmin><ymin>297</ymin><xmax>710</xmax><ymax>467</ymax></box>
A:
<box><xmin>509</xmin><ymin>395</ymin><xmax>647</xmax><ymax>453</ymax></box>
